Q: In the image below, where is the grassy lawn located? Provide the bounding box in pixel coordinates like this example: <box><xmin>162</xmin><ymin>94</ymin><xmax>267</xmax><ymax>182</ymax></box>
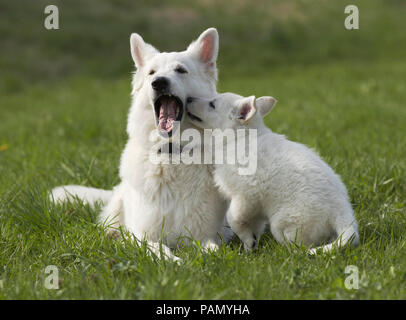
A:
<box><xmin>0</xmin><ymin>0</ymin><xmax>405</xmax><ymax>299</ymax></box>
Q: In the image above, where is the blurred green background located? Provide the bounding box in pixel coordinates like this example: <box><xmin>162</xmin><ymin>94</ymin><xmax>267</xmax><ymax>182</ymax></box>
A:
<box><xmin>1</xmin><ymin>0</ymin><xmax>405</xmax><ymax>93</ymax></box>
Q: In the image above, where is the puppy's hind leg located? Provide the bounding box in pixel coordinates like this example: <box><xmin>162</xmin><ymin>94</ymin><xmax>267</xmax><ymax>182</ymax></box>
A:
<box><xmin>309</xmin><ymin>217</ymin><xmax>359</xmax><ymax>255</ymax></box>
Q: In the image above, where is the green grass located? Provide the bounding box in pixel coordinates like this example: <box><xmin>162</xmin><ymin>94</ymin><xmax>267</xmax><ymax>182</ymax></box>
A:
<box><xmin>1</xmin><ymin>0</ymin><xmax>406</xmax><ymax>299</ymax></box>
<box><xmin>1</xmin><ymin>60</ymin><xmax>405</xmax><ymax>299</ymax></box>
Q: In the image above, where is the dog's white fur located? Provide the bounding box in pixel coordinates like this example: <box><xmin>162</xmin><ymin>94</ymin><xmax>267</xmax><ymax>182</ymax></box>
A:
<box><xmin>51</xmin><ymin>29</ymin><xmax>233</xmax><ymax>260</ymax></box>
<box><xmin>186</xmin><ymin>92</ymin><xmax>359</xmax><ymax>254</ymax></box>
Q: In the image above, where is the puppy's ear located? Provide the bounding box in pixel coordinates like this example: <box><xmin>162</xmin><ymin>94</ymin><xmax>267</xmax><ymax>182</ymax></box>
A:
<box><xmin>187</xmin><ymin>28</ymin><xmax>219</xmax><ymax>78</ymax></box>
<box><xmin>255</xmin><ymin>96</ymin><xmax>277</xmax><ymax>117</ymax></box>
<box><xmin>130</xmin><ymin>33</ymin><xmax>159</xmax><ymax>69</ymax></box>
<box><xmin>235</xmin><ymin>96</ymin><xmax>257</xmax><ymax>124</ymax></box>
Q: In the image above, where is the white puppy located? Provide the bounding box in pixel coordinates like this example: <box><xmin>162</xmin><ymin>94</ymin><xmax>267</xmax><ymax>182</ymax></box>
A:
<box><xmin>51</xmin><ymin>29</ymin><xmax>233</xmax><ymax>260</ymax></box>
<box><xmin>186</xmin><ymin>92</ymin><xmax>359</xmax><ymax>254</ymax></box>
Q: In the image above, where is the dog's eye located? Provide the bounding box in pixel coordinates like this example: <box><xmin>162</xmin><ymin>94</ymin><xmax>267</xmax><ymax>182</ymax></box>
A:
<box><xmin>175</xmin><ymin>66</ymin><xmax>188</xmax><ymax>74</ymax></box>
<box><xmin>149</xmin><ymin>70</ymin><xmax>155</xmax><ymax>75</ymax></box>
<box><xmin>209</xmin><ymin>101</ymin><xmax>216</xmax><ymax>109</ymax></box>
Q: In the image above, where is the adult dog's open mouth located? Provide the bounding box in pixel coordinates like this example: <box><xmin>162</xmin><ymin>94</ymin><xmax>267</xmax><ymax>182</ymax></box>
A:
<box><xmin>154</xmin><ymin>95</ymin><xmax>183</xmax><ymax>137</ymax></box>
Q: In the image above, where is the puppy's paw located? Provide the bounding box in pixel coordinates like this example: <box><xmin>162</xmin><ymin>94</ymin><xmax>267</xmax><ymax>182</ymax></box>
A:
<box><xmin>203</xmin><ymin>240</ymin><xmax>219</xmax><ymax>253</ymax></box>
<box><xmin>158</xmin><ymin>251</ymin><xmax>182</xmax><ymax>264</ymax></box>
<box><xmin>308</xmin><ymin>246</ymin><xmax>326</xmax><ymax>255</ymax></box>
<box><xmin>243</xmin><ymin>234</ymin><xmax>258</xmax><ymax>252</ymax></box>
<box><xmin>170</xmin><ymin>255</ymin><xmax>182</xmax><ymax>264</ymax></box>
<box><xmin>309</xmin><ymin>243</ymin><xmax>334</xmax><ymax>255</ymax></box>
<box><xmin>107</xmin><ymin>229</ymin><xmax>121</xmax><ymax>239</ymax></box>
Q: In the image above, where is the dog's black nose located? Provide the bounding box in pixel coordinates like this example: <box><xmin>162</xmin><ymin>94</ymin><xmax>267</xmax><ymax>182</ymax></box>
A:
<box><xmin>152</xmin><ymin>77</ymin><xmax>169</xmax><ymax>91</ymax></box>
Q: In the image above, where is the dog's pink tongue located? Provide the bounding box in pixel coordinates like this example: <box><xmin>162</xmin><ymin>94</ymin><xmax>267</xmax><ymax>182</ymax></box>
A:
<box><xmin>159</xmin><ymin>98</ymin><xmax>177</xmax><ymax>132</ymax></box>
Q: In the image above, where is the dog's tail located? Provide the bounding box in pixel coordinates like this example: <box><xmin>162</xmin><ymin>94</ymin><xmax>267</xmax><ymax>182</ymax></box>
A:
<box><xmin>50</xmin><ymin>185</ymin><xmax>113</xmax><ymax>208</ymax></box>
<box><xmin>309</xmin><ymin>218</ymin><xmax>359</xmax><ymax>255</ymax></box>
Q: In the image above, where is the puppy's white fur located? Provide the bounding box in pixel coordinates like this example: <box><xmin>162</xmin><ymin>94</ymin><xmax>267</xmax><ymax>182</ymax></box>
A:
<box><xmin>51</xmin><ymin>29</ymin><xmax>233</xmax><ymax>260</ymax></box>
<box><xmin>186</xmin><ymin>92</ymin><xmax>359</xmax><ymax>254</ymax></box>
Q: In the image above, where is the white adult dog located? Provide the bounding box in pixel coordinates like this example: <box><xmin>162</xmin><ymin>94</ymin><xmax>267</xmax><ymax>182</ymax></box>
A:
<box><xmin>186</xmin><ymin>92</ymin><xmax>359</xmax><ymax>254</ymax></box>
<box><xmin>51</xmin><ymin>28</ymin><xmax>232</xmax><ymax>260</ymax></box>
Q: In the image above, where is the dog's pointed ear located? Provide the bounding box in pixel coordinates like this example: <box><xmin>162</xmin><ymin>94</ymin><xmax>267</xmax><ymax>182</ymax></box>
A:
<box><xmin>255</xmin><ymin>96</ymin><xmax>277</xmax><ymax>117</ymax></box>
<box><xmin>235</xmin><ymin>96</ymin><xmax>257</xmax><ymax>124</ymax></box>
<box><xmin>130</xmin><ymin>33</ymin><xmax>159</xmax><ymax>69</ymax></box>
<box><xmin>187</xmin><ymin>28</ymin><xmax>219</xmax><ymax>77</ymax></box>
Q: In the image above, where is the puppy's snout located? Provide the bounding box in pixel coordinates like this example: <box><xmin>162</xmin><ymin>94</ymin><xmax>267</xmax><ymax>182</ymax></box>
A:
<box><xmin>152</xmin><ymin>77</ymin><xmax>169</xmax><ymax>91</ymax></box>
